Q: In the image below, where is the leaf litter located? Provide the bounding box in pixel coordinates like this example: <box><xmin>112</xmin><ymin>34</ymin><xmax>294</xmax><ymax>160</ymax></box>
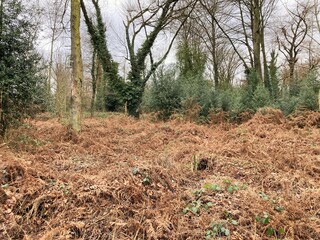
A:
<box><xmin>0</xmin><ymin>110</ymin><xmax>319</xmax><ymax>239</ymax></box>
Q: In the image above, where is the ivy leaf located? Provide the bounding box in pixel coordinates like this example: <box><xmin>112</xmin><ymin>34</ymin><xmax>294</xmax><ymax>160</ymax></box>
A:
<box><xmin>1</xmin><ymin>184</ymin><xmax>9</xmax><ymax>189</ymax></box>
<box><xmin>266</xmin><ymin>227</ymin><xmax>275</xmax><ymax>236</ymax></box>
<box><xmin>231</xmin><ymin>219</ymin><xmax>238</xmax><ymax>225</ymax></box>
<box><xmin>191</xmin><ymin>206</ymin><xmax>199</xmax><ymax>214</ymax></box>
<box><xmin>182</xmin><ymin>207</ymin><xmax>189</xmax><ymax>214</ymax></box>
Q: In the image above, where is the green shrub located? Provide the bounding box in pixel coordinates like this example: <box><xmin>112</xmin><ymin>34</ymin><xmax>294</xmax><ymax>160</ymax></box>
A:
<box><xmin>279</xmin><ymin>71</ymin><xmax>319</xmax><ymax>114</ymax></box>
<box><xmin>146</xmin><ymin>66</ymin><xmax>182</xmax><ymax>120</ymax></box>
<box><xmin>252</xmin><ymin>84</ymin><xmax>271</xmax><ymax>110</ymax></box>
<box><xmin>297</xmin><ymin>83</ymin><xmax>318</xmax><ymax>111</ymax></box>
<box><xmin>217</xmin><ymin>89</ymin><xmax>236</xmax><ymax>112</ymax></box>
<box><xmin>278</xmin><ymin>96</ymin><xmax>299</xmax><ymax>116</ymax></box>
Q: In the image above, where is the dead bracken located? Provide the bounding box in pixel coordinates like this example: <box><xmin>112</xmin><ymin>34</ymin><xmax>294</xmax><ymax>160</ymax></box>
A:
<box><xmin>0</xmin><ymin>112</ymin><xmax>320</xmax><ymax>239</ymax></box>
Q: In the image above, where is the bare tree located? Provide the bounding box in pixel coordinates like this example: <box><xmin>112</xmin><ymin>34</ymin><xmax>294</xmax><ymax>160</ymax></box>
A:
<box><xmin>195</xmin><ymin>0</ymin><xmax>241</xmax><ymax>87</ymax></box>
<box><xmin>124</xmin><ymin>0</ymin><xmax>198</xmax><ymax>117</ymax></box>
<box><xmin>45</xmin><ymin>0</ymin><xmax>68</xmax><ymax>97</ymax></box>
<box><xmin>277</xmin><ymin>3</ymin><xmax>309</xmax><ymax>83</ymax></box>
<box><xmin>205</xmin><ymin>0</ymin><xmax>277</xmax><ymax>87</ymax></box>
<box><xmin>54</xmin><ymin>55</ymin><xmax>71</xmax><ymax>120</ymax></box>
<box><xmin>312</xmin><ymin>0</ymin><xmax>320</xmax><ymax>109</ymax></box>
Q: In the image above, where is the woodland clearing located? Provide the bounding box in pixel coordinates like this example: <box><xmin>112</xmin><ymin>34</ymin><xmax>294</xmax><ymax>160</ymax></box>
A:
<box><xmin>0</xmin><ymin>110</ymin><xmax>320</xmax><ymax>239</ymax></box>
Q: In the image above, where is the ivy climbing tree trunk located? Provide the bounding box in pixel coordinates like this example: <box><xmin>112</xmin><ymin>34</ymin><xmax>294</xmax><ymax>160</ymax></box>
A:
<box><xmin>90</xmin><ymin>50</ymin><xmax>97</xmax><ymax>117</ymax></box>
<box><xmin>125</xmin><ymin>0</ymin><xmax>197</xmax><ymax>117</ymax></box>
<box><xmin>70</xmin><ymin>0</ymin><xmax>83</xmax><ymax>133</ymax></box>
<box><xmin>0</xmin><ymin>0</ymin><xmax>4</xmax><ymax>137</ymax></box>
<box><xmin>80</xmin><ymin>0</ymin><xmax>122</xmax><ymax>112</ymax></box>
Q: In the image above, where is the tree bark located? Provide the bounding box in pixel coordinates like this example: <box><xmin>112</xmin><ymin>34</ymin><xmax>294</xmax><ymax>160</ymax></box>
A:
<box><xmin>261</xmin><ymin>24</ymin><xmax>270</xmax><ymax>92</ymax></box>
<box><xmin>70</xmin><ymin>0</ymin><xmax>83</xmax><ymax>133</ymax></box>
<box><xmin>211</xmin><ymin>13</ymin><xmax>219</xmax><ymax>88</ymax></box>
<box><xmin>318</xmin><ymin>89</ymin><xmax>320</xmax><ymax>111</ymax></box>
<box><xmin>0</xmin><ymin>0</ymin><xmax>5</xmax><ymax>138</ymax></box>
<box><xmin>252</xmin><ymin>0</ymin><xmax>262</xmax><ymax>81</ymax></box>
<box><xmin>90</xmin><ymin>51</ymin><xmax>97</xmax><ymax>117</ymax></box>
<box><xmin>80</xmin><ymin>0</ymin><xmax>123</xmax><ymax>112</ymax></box>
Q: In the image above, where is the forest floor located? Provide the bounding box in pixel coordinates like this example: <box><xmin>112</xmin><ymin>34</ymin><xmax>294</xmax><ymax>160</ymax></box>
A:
<box><xmin>0</xmin><ymin>109</ymin><xmax>320</xmax><ymax>240</ymax></box>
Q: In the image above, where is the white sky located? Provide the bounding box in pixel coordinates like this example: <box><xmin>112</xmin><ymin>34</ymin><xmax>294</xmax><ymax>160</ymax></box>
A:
<box><xmin>34</xmin><ymin>0</ymin><xmax>316</xmax><ymax>80</ymax></box>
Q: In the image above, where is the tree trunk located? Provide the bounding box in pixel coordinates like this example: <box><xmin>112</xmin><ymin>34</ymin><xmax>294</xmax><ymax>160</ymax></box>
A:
<box><xmin>81</xmin><ymin>0</ymin><xmax>124</xmax><ymax>112</ymax></box>
<box><xmin>0</xmin><ymin>0</ymin><xmax>5</xmax><ymax>138</ymax></box>
<box><xmin>127</xmin><ymin>83</ymin><xmax>144</xmax><ymax>118</ymax></box>
<box><xmin>55</xmin><ymin>62</ymin><xmax>69</xmax><ymax>120</ymax></box>
<box><xmin>211</xmin><ymin>14</ymin><xmax>219</xmax><ymax>88</ymax></box>
<box><xmin>318</xmin><ymin>89</ymin><xmax>320</xmax><ymax>111</ymax></box>
<box><xmin>289</xmin><ymin>59</ymin><xmax>295</xmax><ymax>82</ymax></box>
<box><xmin>252</xmin><ymin>0</ymin><xmax>262</xmax><ymax>82</ymax></box>
<box><xmin>47</xmin><ymin>25</ymin><xmax>56</xmax><ymax>98</ymax></box>
<box><xmin>261</xmin><ymin>26</ymin><xmax>270</xmax><ymax>92</ymax></box>
<box><xmin>90</xmin><ymin>51</ymin><xmax>97</xmax><ymax>117</ymax></box>
<box><xmin>70</xmin><ymin>0</ymin><xmax>83</xmax><ymax>133</ymax></box>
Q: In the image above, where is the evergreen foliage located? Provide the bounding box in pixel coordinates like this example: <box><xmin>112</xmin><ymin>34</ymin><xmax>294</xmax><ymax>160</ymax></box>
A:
<box><xmin>217</xmin><ymin>89</ymin><xmax>237</xmax><ymax>112</ymax></box>
<box><xmin>0</xmin><ymin>0</ymin><xmax>45</xmax><ymax>137</ymax></box>
<box><xmin>147</xmin><ymin>66</ymin><xmax>182</xmax><ymax>120</ymax></box>
<box><xmin>176</xmin><ymin>39</ymin><xmax>207</xmax><ymax>78</ymax></box>
<box><xmin>240</xmin><ymin>70</ymin><xmax>260</xmax><ymax>110</ymax></box>
<box><xmin>297</xmin><ymin>72</ymin><xmax>319</xmax><ymax>111</ymax></box>
<box><xmin>252</xmin><ymin>84</ymin><xmax>271</xmax><ymax>110</ymax></box>
<box><xmin>268</xmin><ymin>50</ymin><xmax>279</xmax><ymax>100</ymax></box>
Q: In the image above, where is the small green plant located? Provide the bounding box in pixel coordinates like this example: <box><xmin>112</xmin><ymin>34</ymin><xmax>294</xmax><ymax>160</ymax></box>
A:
<box><xmin>131</xmin><ymin>167</ymin><xmax>151</xmax><ymax>185</ymax></box>
<box><xmin>59</xmin><ymin>183</ymin><xmax>71</xmax><ymax>195</ymax></box>
<box><xmin>274</xmin><ymin>205</ymin><xmax>284</xmax><ymax>213</ymax></box>
<box><xmin>183</xmin><ymin>188</ymin><xmax>213</xmax><ymax>215</ymax></box>
<box><xmin>271</xmin><ymin>198</ymin><xmax>284</xmax><ymax>213</ymax></box>
<box><xmin>241</xmin><ymin>184</ymin><xmax>248</xmax><ymax>190</ymax></box>
<box><xmin>142</xmin><ymin>176</ymin><xmax>151</xmax><ymax>185</ymax></box>
<box><xmin>277</xmin><ymin>227</ymin><xmax>285</xmax><ymax>236</ymax></box>
<box><xmin>183</xmin><ymin>200</ymin><xmax>201</xmax><ymax>215</ymax></box>
<box><xmin>203</xmin><ymin>183</ymin><xmax>222</xmax><ymax>191</ymax></box>
<box><xmin>259</xmin><ymin>192</ymin><xmax>269</xmax><ymax>201</ymax></box>
<box><xmin>205</xmin><ymin>222</ymin><xmax>230</xmax><ymax>239</ymax></box>
<box><xmin>204</xmin><ymin>202</ymin><xmax>213</xmax><ymax>210</ymax></box>
<box><xmin>183</xmin><ymin>200</ymin><xmax>213</xmax><ymax>215</ymax></box>
<box><xmin>223</xmin><ymin>179</ymin><xmax>239</xmax><ymax>194</ymax></box>
<box><xmin>266</xmin><ymin>227</ymin><xmax>275</xmax><ymax>237</ymax></box>
<box><xmin>256</xmin><ymin>212</ymin><xmax>270</xmax><ymax>225</ymax></box>
<box><xmin>192</xmin><ymin>189</ymin><xmax>203</xmax><ymax>199</ymax></box>
<box><xmin>223</xmin><ymin>211</ymin><xmax>239</xmax><ymax>226</ymax></box>
<box><xmin>48</xmin><ymin>179</ymin><xmax>56</xmax><ymax>186</ymax></box>
<box><xmin>266</xmin><ymin>226</ymin><xmax>285</xmax><ymax>237</ymax></box>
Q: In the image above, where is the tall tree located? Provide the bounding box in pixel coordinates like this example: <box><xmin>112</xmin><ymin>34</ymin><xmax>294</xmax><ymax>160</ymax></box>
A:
<box><xmin>124</xmin><ymin>0</ymin><xmax>198</xmax><ymax>117</ymax></box>
<box><xmin>238</xmin><ymin>0</ymin><xmax>277</xmax><ymax>85</ymax></box>
<box><xmin>176</xmin><ymin>23</ymin><xmax>207</xmax><ymax>79</ymax></box>
<box><xmin>45</xmin><ymin>0</ymin><xmax>67</xmax><ymax>98</ymax></box>
<box><xmin>196</xmin><ymin>0</ymin><xmax>241</xmax><ymax>87</ymax></box>
<box><xmin>80</xmin><ymin>0</ymin><xmax>123</xmax><ymax>112</ymax></box>
<box><xmin>277</xmin><ymin>3</ymin><xmax>309</xmax><ymax>84</ymax></box>
<box><xmin>311</xmin><ymin>0</ymin><xmax>320</xmax><ymax>110</ymax></box>
<box><xmin>54</xmin><ymin>56</ymin><xmax>71</xmax><ymax>119</ymax></box>
<box><xmin>70</xmin><ymin>0</ymin><xmax>83</xmax><ymax>132</ymax></box>
<box><xmin>208</xmin><ymin>0</ymin><xmax>277</xmax><ymax>86</ymax></box>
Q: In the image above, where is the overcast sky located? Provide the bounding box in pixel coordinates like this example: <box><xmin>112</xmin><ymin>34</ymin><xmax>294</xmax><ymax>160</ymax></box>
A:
<box><xmin>34</xmin><ymin>0</ymin><xmax>303</xmax><ymax>79</ymax></box>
